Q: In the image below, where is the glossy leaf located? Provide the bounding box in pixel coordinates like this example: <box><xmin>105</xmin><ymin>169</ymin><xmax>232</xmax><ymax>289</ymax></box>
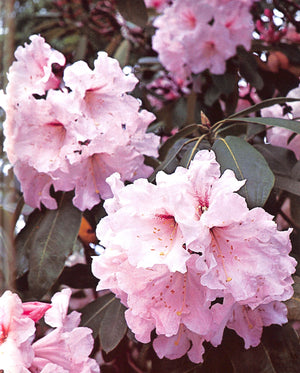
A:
<box><xmin>79</xmin><ymin>292</ymin><xmax>115</xmax><ymax>338</ymax></box>
<box><xmin>115</xmin><ymin>0</ymin><xmax>148</xmax><ymax>27</ymax></box>
<box><xmin>222</xmin><ymin>117</ymin><xmax>300</xmax><ymax>134</ymax></box>
<box><xmin>0</xmin><ymin>227</ymin><xmax>14</xmax><ymax>292</ymax></box>
<box><xmin>212</xmin><ymin>136</ymin><xmax>274</xmax><ymax>208</ymax></box>
<box><xmin>113</xmin><ymin>39</ymin><xmax>130</xmax><ymax>68</ymax></box>
<box><xmin>159</xmin><ymin>124</ymin><xmax>201</xmax><ymax>161</ymax></box>
<box><xmin>254</xmin><ymin>144</ymin><xmax>297</xmax><ymax>177</ymax></box>
<box><xmin>99</xmin><ymin>297</ymin><xmax>128</xmax><ymax>353</ymax></box>
<box><xmin>228</xmin><ymin>97</ymin><xmax>300</xmax><ymax>119</ymax></box>
<box><xmin>58</xmin><ymin>263</ymin><xmax>98</xmax><ymax>289</ymax></box>
<box><xmin>19</xmin><ymin>192</ymin><xmax>82</xmax><ymax>298</ymax></box>
<box><xmin>275</xmin><ymin>175</ymin><xmax>300</xmax><ymax>197</ymax></box>
<box><xmin>237</xmin><ymin>47</ymin><xmax>263</xmax><ymax>90</ymax></box>
<box><xmin>148</xmin><ymin>138</ymin><xmax>197</xmax><ymax>183</ymax></box>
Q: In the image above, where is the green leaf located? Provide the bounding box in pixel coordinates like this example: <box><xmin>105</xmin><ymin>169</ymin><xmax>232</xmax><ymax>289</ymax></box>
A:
<box><xmin>148</xmin><ymin>138</ymin><xmax>198</xmax><ymax>183</ymax></box>
<box><xmin>237</xmin><ymin>47</ymin><xmax>264</xmax><ymax>90</ymax></box>
<box><xmin>274</xmin><ymin>175</ymin><xmax>300</xmax><ymax>197</ymax></box>
<box><xmin>223</xmin><ymin>117</ymin><xmax>300</xmax><ymax>134</ymax></box>
<box><xmin>228</xmin><ymin>97</ymin><xmax>300</xmax><ymax>119</ymax></box>
<box><xmin>286</xmin><ymin>276</ymin><xmax>300</xmax><ymax>321</ymax></box>
<box><xmin>254</xmin><ymin>144</ymin><xmax>297</xmax><ymax>177</ymax></box>
<box><xmin>99</xmin><ymin>297</ymin><xmax>128</xmax><ymax>353</ymax></box>
<box><xmin>113</xmin><ymin>39</ymin><xmax>131</xmax><ymax>68</ymax></box>
<box><xmin>0</xmin><ymin>227</ymin><xmax>14</xmax><ymax>292</ymax></box>
<box><xmin>159</xmin><ymin>124</ymin><xmax>201</xmax><ymax>161</ymax></box>
<box><xmin>218</xmin><ymin>325</ymin><xmax>300</xmax><ymax>373</ymax></box>
<box><xmin>212</xmin><ymin>72</ymin><xmax>237</xmax><ymax>96</ymax></box>
<box><xmin>212</xmin><ymin>136</ymin><xmax>275</xmax><ymax>208</ymax></box>
<box><xmin>19</xmin><ymin>192</ymin><xmax>82</xmax><ymax>298</ymax></box>
<box><xmin>79</xmin><ymin>292</ymin><xmax>115</xmax><ymax>338</ymax></box>
<box><xmin>115</xmin><ymin>0</ymin><xmax>148</xmax><ymax>27</ymax></box>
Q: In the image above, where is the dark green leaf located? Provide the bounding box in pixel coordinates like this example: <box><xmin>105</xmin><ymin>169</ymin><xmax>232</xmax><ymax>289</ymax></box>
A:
<box><xmin>259</xmin><ymin>324</ymin><xmax>300</xmax><ymax>373</ymax></box>
<box><xmin>0</xmin><ymin>227</ymin><xmax>14</xmax><ymax>292</ymax></box>
<box><xmin>58</xmin><ymin>263</ymin><xmax>98</xmax><ymax>289</ymax></box>
<box><xmin>159</xmin><ymin>124</ymin><xmax>200</xmax><ymax>161</ymax></box>
<box><xmin>254</xmin><ymin>144</ymin><xmax>297</xmax><ymax>177</ymax></box>
<box><xmin>115</xmin><ymin>0</ymin><xmax>148</xmax><ymax>27</ymax></box>
<box><xmin>223</xmin><ymin>117</ymin><xmax>300</xmax><ymax>134</ymax></box>
<box><xmin>218</xmin><ymin>324</ymin><xmax>300</xmax><ymax>373</ymax></box>
<box><xmin>216</xmin><ymin>122</ymin><xmax>248</xmax><ymax>138</ymax></box>
<box><xmin>228</xmin><ymin>97</ymin><xmax>300</xmax><ymax>119</ymax></box>
<box><xmin>275</xmin><ymin>175</ymin><xmax>300</xmax><ymax>197</ymax></box>
<box><xmin>99</xmin><ymin>297</ymin><xmax>128</xmax><ymax>353</ymax></box>
<box><xmin>80</xmin><ymin>292</ymin><xmax>115</xmax><ymax>338</ymax></box>
<box><xmin>212</xmin><ymin>72</ymin><xmax>237</xmax><ymax>96</ymax></box>
<box><xmin>291</xmin><ymin>160</ymin><xmax>300</xmax><ymax>180</ymax></box>
<box><xmin>19</xmin><ymin>192</ymin><xmax>82</xmax><ymax>298</ymax></box>
<box><xmin>113</xmin><ymin>39</ymin><xmax>130</xmax><ymax>68</ymax></box>
<box><xmin>286</xmin><ymin>276</ymin><xmax>300</xmax><ymax>321</ymax></box>
<box><xmin>148</xmin><ymin>138</ymin><xmax>197</xmax><ymax>183</ymax></box>
<box><xmin>152</xmin><ymin>354</ymin><xmax>200</xmax><ymax>373</ymax></box>
<box><xmin>237</xmin><ymin>47</ymin><xmax>264</xmax><ymax>90</ymax></box>
<box><xmin>212</xmin><ymin>136</ymin><xmax>275</xmax><ymax>208</ymax></box>
<box><xmin>246</xmin><ymin>123</ymin><xmax>266</xmax><ymax>140</ymax></box>
<box><xmin>289</xmin><ymin>193</ymin><xmax>300</xmax><ymax>223</ymax></box>
<box><xmin>204</xmin><ymin>84</ymin><xmax>221</xmax><ymax>106</ymax></box>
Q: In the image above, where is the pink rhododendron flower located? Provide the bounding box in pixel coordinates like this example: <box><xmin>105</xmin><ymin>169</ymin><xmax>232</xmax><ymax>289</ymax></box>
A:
<box><xmin>144</xmin><ymin>0</ymin><xmax>172</xmax><ymax>12</ymax></box>
<box><xmin>5</xmin><ymin>34</ymin><xmax>65</xmax><ymax>100</ymax></box>
<box><xmin>92</xmin><ymin>149</ymin><xmax>296</xmax><ymax>363</ymax></box>
<box><xmin>262</xmin><ymin>85</ymin><xmax>300</xmax><ymax>160</ymax></box>
<box><xmin>1</xmin><ymin>35</ymin><xmax>159</xmax><ymax>211</ymax></box>
<box><xmin>0</xmin><ymin>289</ymin><xmax>99</xmax><ymax>373</ymax></box>
<box><xmin>31</xmin><ymin>289</ymin><xmax>99</xmax><ymax>373</ymax></box>
<box><xmin>152</xmin><ymin>0</ymin><xmax>254</xmax><ymax>81</ymax></box>
<box><xmin>0</xmin><ymin>291</ymin><xmax>36</xmax><ymax>372</ymax></box>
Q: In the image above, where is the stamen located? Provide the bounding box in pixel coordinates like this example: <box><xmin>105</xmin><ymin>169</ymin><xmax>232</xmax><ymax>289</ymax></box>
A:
<box><xmin>174</xmin><ymin>324</ymin><xmax>184</xmax><ymax>346</ymax></box>
<box><xmin>211</xmin><ymin>230</ymin><xmax>232</xmax><ymax>282</ymax></box>
<box><xmin>90</xmin><ymin>157</ymin><xmax>101</xmax><ymax>194</ymax></box>
<box><xmin>176</xmin><ymin>274</ymin><xmax>187</xmax><ymax>316</ymax></box>
<box><xmin>243</xmin><ymin>306</ymin><xmax>254</xmax><ymax>329</ymax></box>
<box><xmin>154</xmin><ymin>214</ymin><xmax>178</xmax><ymax>257</ymax></box>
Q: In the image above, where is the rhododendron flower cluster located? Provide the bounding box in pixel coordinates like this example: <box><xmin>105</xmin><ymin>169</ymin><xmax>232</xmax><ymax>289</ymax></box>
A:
<box><xmin>92</xmin><ymin>150</ymin><xmax>296</xmax><ymax>363</ymax></box>
<box><xmin>152</xmin><ymin>0</ymin><xmax>255</xmax><ymax>82</ymax></box>
<box><xmin>262</xmin><ymin>85</ymin><xmax>300</xmax><ymax>160</ymax></box>
<box><xmin>144</xmin><ymin>0</ymin><xmax>172</xmax><ymax>12</ymax></box>
<box><xmin>146</xmin><ymin>72</ymin><xmax>188</xmax><ymax>110</ymax></box>
<box><xmin>0</xmin><ymin>35</ymin><xmax>159</xmax><ymax>211</ymax></box>
<box><xmin>0</xmin><ymin>289</ymin><xmax>99</xmax><ymax>373</ymax></box>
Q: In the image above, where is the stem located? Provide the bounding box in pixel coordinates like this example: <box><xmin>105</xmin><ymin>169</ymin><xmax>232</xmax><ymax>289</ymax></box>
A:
<box><xmin>185</xmin><ymin>134</ymin><xmax>208</xmax><ymax>168</ymax></box>
<box><xmin>186</xmin><ymin>90</ymin><xmax>197</xmax><ymax>125</ymax></box>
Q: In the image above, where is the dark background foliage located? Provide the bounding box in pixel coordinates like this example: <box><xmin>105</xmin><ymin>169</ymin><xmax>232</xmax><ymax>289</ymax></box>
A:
<box><xmin>1</xmin><ymin>0</ymin><xmax>300</xmax><ymax>372</ymax></box>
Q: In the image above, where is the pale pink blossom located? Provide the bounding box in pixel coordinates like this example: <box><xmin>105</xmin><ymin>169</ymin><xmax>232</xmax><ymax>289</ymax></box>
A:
<box><xmin>283</xmin><ymin>24</ymin><xmax>300</xmax><ymax>44</ymax></box>
<box><xmin>5</xmin><ymin>34</ymin><xmax>65</xmax><ymax>100</ymax></box>
<box><xmin>152</xmin><ymin>0</ymin><xmax>254</xmax><ymax>81</ymax></box>
<box><xmin>31</xmin><ymin>289</ymin><xmax>99</xmax><ymax>373</ymax></box>
<box><xmin>144</xmin><ymin>0</ymin><xmax>172</xmax><ymax>12</ymax></box>
<box><xmin>22</xmin><ymin>302</ymin><xmax>51</xmax><ymax>323</ymax></box>
<box><xmin>0</xmin><ymin>291</ymin><xmax>36</xmax><ymax>373</ymax></box>
<box><xmin>227</xmin><ymin>301</ymin><xmax>288</xmax><ymax>348</ymax></box>
<box><xmin>153</xmin><ymin>326</ymin><xmax>205</xmax><ymax>363</ymax></box>
<box><xmin>1</xmin><ymin>36</ymin><xmax>159</xmax><ymax>211</ymax></box>
<box><xmin>262</xmin><ymin>86</ymin><xmax>300</xmax><ymax>160</ymax></box>
<box><xmin>92</xmin><ymin>149</ymin><xmax>296</xmax><ymax>363</ymax></box>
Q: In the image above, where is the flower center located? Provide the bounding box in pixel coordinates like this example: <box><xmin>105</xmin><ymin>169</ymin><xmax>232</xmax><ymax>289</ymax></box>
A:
<box><xmin>176</xmin><ymin>273</ymin><xmax>187</xmax><ymax>316</ymax></box>
<box><xmin>0</xmin><ymin>325</ymin><xmax>7</xmax><ymax>345</ymax></box>
<box><xmin>154</xmin><ymin>213</ymin><xmax>178</xmax><ymax>257</ymax></box>
<box><xmin>211</xmin><ymin>230</ymin><xmax>232</xmax><ymax>283</ymax></box>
